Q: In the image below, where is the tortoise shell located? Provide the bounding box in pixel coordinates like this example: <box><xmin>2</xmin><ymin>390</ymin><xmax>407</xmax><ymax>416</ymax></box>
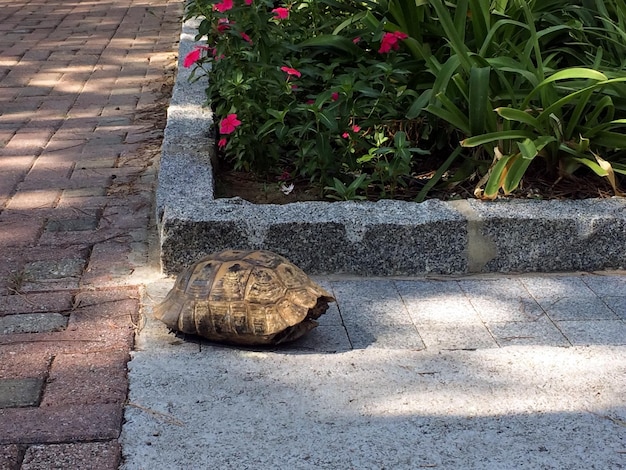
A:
<box><xmin>154</xmin><ymin>250</ymin><xmax>335</xmax><ymax>345</ymax></box>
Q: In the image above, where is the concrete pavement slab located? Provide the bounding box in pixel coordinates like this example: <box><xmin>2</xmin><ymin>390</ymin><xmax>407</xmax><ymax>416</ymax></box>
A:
<box><xmin>122</xmin><ymin>274</ymin><xmax>626</xmax><ymax>469</ymax></box>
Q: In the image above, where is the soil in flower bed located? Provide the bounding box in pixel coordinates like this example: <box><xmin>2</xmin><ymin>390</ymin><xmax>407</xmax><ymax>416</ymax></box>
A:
<box><xmin>215</xmin><ymin>159</ymin><xmax>622</xmax><ymax>204</ymax></box>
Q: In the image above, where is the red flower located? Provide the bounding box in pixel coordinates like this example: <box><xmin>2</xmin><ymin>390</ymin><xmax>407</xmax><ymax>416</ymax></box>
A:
<box><xmin>245</xmin><ymin>0</ymin><xmax>252</xmax><ymax>4</ymax></box>
<box><xmin>183</xmin><ymin>48</ymin><xmax>202</xmax><ymax>68</ymax></box>
<box><xmin>218</xmin><ymin>138</ymin><xmax>227</xmax><ymax>148</ymax></box>
<box><xmin>272</xmin><ymin>7</ymin><xmax>289</xmax><ymax>19</ymax></box>
<box><xmin>331</xmin><ymin>92</ymin><xmax>339</xmax><ymax>101</ymax></box>
<box><xmin>379</xmin><ymin>31</ymin><xmax>408</xmax><ymax>54</ymax></box>
<box><xmin>342</xmin><ymin>125</ymin><xmax>361</xmax><ymax>138</ymax></box>
<box><xmin>183</xmin><ymin>46</ymin><xmax>210</xmax><ymax>68</ymax></box>
<box><xmin>240</xmin><ymin>32</ymin><xmax>252</xmax><ymax>44</ymax></box>
<box><xmin>281</xmin><ymin>66</ymin><xmax>301</xmax><ymax>78</ymax></box>
<box><xmin>219</xmin><ymin>114</ymin><xmax>241</xmax><ymax>135</ymax></box>
<box><xmin>214</xmin><ymin>0</ymin><xmax>233</xmax><ymax>12</ymax></box>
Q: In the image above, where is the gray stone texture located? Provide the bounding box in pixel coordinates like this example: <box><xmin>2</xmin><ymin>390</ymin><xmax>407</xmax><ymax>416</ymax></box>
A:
<box><xmin>0</xmin><ymin>313</ymin><xmax>67</xmax><ymax>334</ymax></box>
<box><xmin>0</xmin><ymin>379</ymin><xmax>43</xmax><ymax>408</ymax></box>
<box><xmin>157</xmin><ymin>19</ymin><xmax>626</xmax><ymax>276</ymax></box>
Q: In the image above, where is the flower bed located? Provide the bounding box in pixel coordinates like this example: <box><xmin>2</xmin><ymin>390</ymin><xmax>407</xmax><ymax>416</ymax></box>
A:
<box><xmin>184</xmin><ymin>0</ymin><xmax>626</xmax><ymax>202</ymax></box>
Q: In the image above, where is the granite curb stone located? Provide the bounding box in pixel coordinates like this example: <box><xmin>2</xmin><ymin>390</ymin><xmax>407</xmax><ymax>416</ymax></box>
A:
<box><xmin>157</xmin><ymin>18</ymin><xmax>626</xmax><ymax>275</ymax></box>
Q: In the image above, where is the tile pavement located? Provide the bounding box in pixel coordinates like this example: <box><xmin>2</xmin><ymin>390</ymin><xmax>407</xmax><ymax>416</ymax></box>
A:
<box><xmin>293</xmin><ymin>273</ymin><xmax>626</xmax><ymax>353</ymax></box>
<box><xmin>0</xmin><ymin>0</ymin><xmax>182</xmax><ymax>468</ymax></box>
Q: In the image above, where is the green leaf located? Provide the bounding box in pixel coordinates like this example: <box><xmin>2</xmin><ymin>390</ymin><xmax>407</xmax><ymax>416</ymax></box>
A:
<box><xmin>406</xmin><ymin>89</ymin><xmax>431</xmax><ymax>119</ymax></box>
<box><xmin>484</xmin><ymin>153</ymin><xmax>515</xmax><ymax>199</ymax></box>
<box><xmin>570</xmin><ymin>157</ymin><xmax>608</xmax><ymax>177</ymax></box>
<box><xmin>541</xmin><ymin>68</ymin><xmax>608</xmax><ymax>85</ymax></box>
<box><xmin>461</xmin><ymin>130</ymin><xmax>535</xmax><ymax>147</ymax></box>
<box><xmin>469</xmin><ymin>67</ymin><xmax>491</xmax><ymax>136</ymax></box>
<box><xmin>503</xmin><ymin>154</ymin><xmax>533</xmax><ymax>194</ymax></box>
<box><xmin>318</xmin><ymin>110</ymin><xmax>338</xmax><ymax>132</ymax></box>
<box><xmin>516</xmin><ymin>138</ymin><xmax>538</xmax><ymax>160</ymax></box>
<box><xmin>495</xmin><ymin>107</ymin><xmax>541</xmax><ymax>130</ymax></box>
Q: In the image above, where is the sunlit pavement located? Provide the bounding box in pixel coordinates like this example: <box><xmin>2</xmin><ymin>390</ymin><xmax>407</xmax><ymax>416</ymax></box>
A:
<box><xmin>0</xmin><ymin>0</ymin><xmax>181</xmax><ymax>468</ymax></box>
<box><xmin>121</xmin><ymin>273</ymin><xmax>626</xmax><ymax>469</ymax></box>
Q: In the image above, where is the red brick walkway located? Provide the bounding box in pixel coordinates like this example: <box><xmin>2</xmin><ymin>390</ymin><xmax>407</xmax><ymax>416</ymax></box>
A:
<box><xmin>0</xmin><ymin>1</ymin><xmax>181</xmax><ymax>468</ymax></box>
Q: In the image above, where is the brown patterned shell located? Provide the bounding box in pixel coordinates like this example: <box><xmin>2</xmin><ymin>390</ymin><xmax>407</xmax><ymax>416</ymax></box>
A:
<box><xmin>154</xmin><ymin>250</ymin><xmax>335</xmax><ymax>345</ymax></box>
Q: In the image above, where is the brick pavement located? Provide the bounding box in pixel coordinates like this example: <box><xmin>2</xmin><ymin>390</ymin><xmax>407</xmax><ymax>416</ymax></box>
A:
<box><xmin>0</xmin><ymin>0</ymin><xmax>182</xmax><ymax>468</ymax></box>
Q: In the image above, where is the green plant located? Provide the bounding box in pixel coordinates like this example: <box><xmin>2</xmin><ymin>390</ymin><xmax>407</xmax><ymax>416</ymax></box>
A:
<box><xmin>324</xmin><ymin>173</ymin><xmax>369</xmax><ymax>200</ymax></box>
<box><xmin>352</xmin><ymin>0</ymin><xmax>626</xmax><ymax>199</ymax></box>
<box><xmin>185</xmin><ymin>0</ymin><xmax>626</xmax><ymax>200</ymax></box>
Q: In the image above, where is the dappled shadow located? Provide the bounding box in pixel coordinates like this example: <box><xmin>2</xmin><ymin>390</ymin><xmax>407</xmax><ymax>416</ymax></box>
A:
<box><xmin>122</xmin><ymin>333</ymin><xmax>626</xmax><ymax>468</ymax></box>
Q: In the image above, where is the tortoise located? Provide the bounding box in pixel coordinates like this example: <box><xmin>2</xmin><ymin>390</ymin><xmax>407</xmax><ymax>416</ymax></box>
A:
<box><xmin>154</xmin><ymin>249</ymin><xmax>335</xmax><ymax>345</ymax></box>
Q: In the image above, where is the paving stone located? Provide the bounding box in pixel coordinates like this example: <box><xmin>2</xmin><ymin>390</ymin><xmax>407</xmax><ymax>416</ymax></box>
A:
<box><xmin>404</xmin><ymin>298</ymin><xmax>485</xmax><ymax>325</ymax></box>
<box><xmin>457</xmin><ymin>278</ymin><xmax>545</xmax><ymax>322</ymax></box>
<box><xmin>0</xmin><ymin>378</ymin><xmax>43</xmax><ymax>408</ymax></box>
<box><xmin>0</xmin><ymin>444</ymin><xmax>22</xmax><ymax>470</ymax></box>
<box><xmin>535</xmin><ymin>296</ymin><xmax>619</xmax><ymax>321</ymax></box>
<box><xmin>21</xmin><ymin>258</ymin><xmax>85</xmax><ymax>291</ymax></box>
<box><xmin>45</xmin><ymin>217</ymin><xmax>99</xmax><ymax>232</ymax></box>
<box><xmin>345</xmin><ymin>323</ymin><xmax>426</xmax><ymax>350</ymax></box>
<box><xmin>0</xmin><ymin>313</ymin><xmax>67</xmax><ymax>334</ymax></box>
<box><xmin>520</xmin><ymin>276</ymin><xmax>597</xmax><ymax>300</ymax></box>
<box><xmin>23</xmin><ymin>259</ymin><xmax>85</xmax><ymax>280</ymax></box>
<box><xmin>486</xmin><ymin>317</ymin><xmax>570</xmax><ymax>347</ymax></box>
<box><xmin>394</xmin><ymin>279</ymin><xmax>466</xmax><ymax>301</ymax></box>
<box><xmin>555</xmin><ymin>320</ymin><xmax>626</xmax><ymax>346</ymax></box>
<box><xmin>41</xmin><ymin>351</ymin><xmax>129</xmax><ymax>407</ymax></box>
<box><xmin>0</xmin><ymin>404</ymin><xmax>123</xmax><ymax>444</ymax></box>
<box><xmin>581</xmin><ymin>274</ymin><xmax>626</xmax><ymax>296</ymax></box>
<box><xmin>5</xmin><ymin>189</ymin><xmax>60</xmax><ymax>210</ymax></box>
<box><xmin>288</xmin><ymin>326</ymin><xmax>352</xmax><ymax>353</ymax></box>
<box><xmin>0</xmin><ymin>217</ymin><xmax>43</xmax><ymax>246</ymax></box>
<box><xmin>0</xmin><ymin>292</ymin><xmax>73</xmax><ymax>316</ymax></box>
<box><xmin>332</xmin><ymin>280</ymin><xmax>414</xmax><ymax>326</ymax></box>
<box><xmin>0</xmin><ymin>346</ymin><xmax>52</xmax><ymax>380</ymax></box>
<box><xmin>603</xmin><ymin>296</ymin><xmax>626</xmax><ymax>319</ymax></box>
<box><xmin>413</xmin><ymin>322</ymin><xmax>498</xmax><ymax>350</ymax></box>
<box><xmin>21</xmin><ymin>441</ymin><xmax>120</xmax><ymax>470</ymax></box>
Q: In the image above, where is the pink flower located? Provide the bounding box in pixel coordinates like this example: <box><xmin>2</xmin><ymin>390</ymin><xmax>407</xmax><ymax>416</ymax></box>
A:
<box><xmin>342</xmin><ymin>125</ymin><xmax>361</xmax><ymax>138</ymax></box>
<box><xmin>214</xmin><ymin>0</ymin><xmax>233</xmax><ymax>12</ymax></box>
<box><xmin>217</xmin><ymin>18</ymin><xmax>231</xmax><ymax>33</ymax></box>
<box><xmin>352</xmin><ymin>37</ymin><xmax>361</xmax><ymax>44</ymax></box>
<box><xmin>219</xmin><ymin>114</ymin><xmax>241</xmax><ymax>135</ymax></box>
<box><xmin>306</xmin><ymin>99</ymin><xmax>315</xmax><ymax>105</ymax></box>
<box><xmin>331</xmin><ymin>92</ymin><xmax>339</xmax><ymax>101</ymax></box>
<box><xmin>281</xmin><ymin>66</ymin><xmax>301</xmax><ymax>78</ymax></box>
<box><xmin>240</xmin><ymin>32</ymin><xmax>252</xmax><ymax>44</ymax></box>
<box><xmin>379</xmin><ymin>31</ymin><xmax>408</xmax><ymax>54</ymax></box>
<box><xmin>183</xmin><ymin>48</ymin><xmax>202</xmax><ymax>68</ymax></box>
<box><xmin>272</xmin><ymin>7</ymin><xmax>289</xmax><ymax>19</ymax></box>
<box><xmin>245</xmin><ymin>0</ymin><xmax>252</xmax><ymax>4</ymax></box>
<box><xmin>183</xmin><ymin>46</ymin><xmax>210</xmax><ymax>68</ymax></box>
<box><xmin>218</xmin><ymin>138</ymin><xmax>227</xmax><ymax>148</ymax></box>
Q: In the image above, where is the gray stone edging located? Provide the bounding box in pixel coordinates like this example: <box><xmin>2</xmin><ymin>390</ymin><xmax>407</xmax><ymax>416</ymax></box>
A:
<box><xmin>156</xmin><ymin>18</ymin><xmax>626</xmax><ymax>275</ymax></box>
